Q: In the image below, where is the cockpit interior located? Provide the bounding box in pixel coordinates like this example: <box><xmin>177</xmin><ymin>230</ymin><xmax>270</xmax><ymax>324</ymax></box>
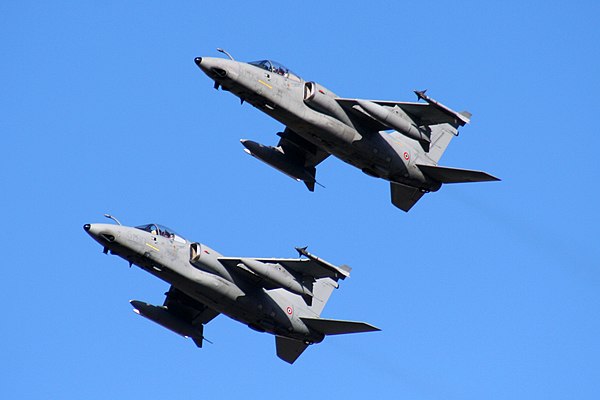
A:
<box><xmin>135</xmin><ymin>224</ymin><xmax>186</xmax><ymax>243</ymax></box>
<box><xmin>248</xmin><ymin>60</ymin><xmax>301</xmax><ymax>82</ymax></box>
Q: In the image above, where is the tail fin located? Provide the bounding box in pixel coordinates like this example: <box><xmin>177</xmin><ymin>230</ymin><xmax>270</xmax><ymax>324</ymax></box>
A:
<box><xmin>294</xmin><ymin>247</ymin><xmax>351</xmax><ymax>316</ymax></box>
<box><xmin>427</xmin><ymin>123</ymin><xmax>459</xmax><ymax>163</ymax></box>
<box><xmin>390</xmin><ymin>181</ymin><xmax>426</xmax><ymax>212</ymax></box>
<box><xmin>275</xmin><ymin>318</ymin><xmax>380</xmax><ymax>364</ymax></box>
<box><xmin>307</xmin><ymin>277</ymin><xmax>340</xmax><ymax>316</ymax></box>
<box><xmin>275</xmin><ymin>336</ymin><xmax>309</xmax><ymax>364</ymax></box>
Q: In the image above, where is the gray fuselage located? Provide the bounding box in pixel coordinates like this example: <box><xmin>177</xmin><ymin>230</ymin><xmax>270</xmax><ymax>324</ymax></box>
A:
<box><xmin>85</xmin><ymin>223</ymin><xmax>325</xmax><ymax>343</ymax></box>
<box><xmin>196</xmin><ymin>57</ymin><xmax>439</xmax><ymax>190</ymax></box>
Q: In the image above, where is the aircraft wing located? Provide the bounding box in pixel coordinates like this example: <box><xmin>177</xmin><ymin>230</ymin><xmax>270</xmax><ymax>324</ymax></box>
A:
<box><xmin>162</xmin><ymin>286</ymin><xmax>220</xmax><ymax>347</ymax></box>
<box><xmin>163</xmin><ymin>286</ymin><xmax>220</xmax><ymax>325</ymax></box>
<box><xmin>241</xmin><ymin>127</ymin><xmax>329</xmax><ymax>192</ymax></box>
<box><xmin>218</xmin><ymin>251</ymin><xmax>350</xmax><ymax>282</ymax></box>
<box><xmin>129</xmin><ymin>287</ymin><xmax>219</xmax><ymax>348</ymax></box>
<box><xmin>336</xmin><ymin>98</ymin><xmax>469</xmax><ymax>130</ymax></box>
<box><xmin>216</xmin><ymin>258</ymin><xmax>283</xmax><ymax>290</ymax></box>
<box><xmin>275</xmin><ymin>128</ymin><xmax>330</xmax><ymax>191</ymax></box>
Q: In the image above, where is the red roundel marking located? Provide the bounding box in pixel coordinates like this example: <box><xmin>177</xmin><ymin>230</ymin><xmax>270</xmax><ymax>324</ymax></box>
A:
<box><xmin>286</xmin><ymin>306</ymin><xmax>293</xmax><ymax>315</ymax></box>
<box><xmin>403</xmin><ymin>151</ymin><xmax>410</xmax><ymax>161</ymax></box>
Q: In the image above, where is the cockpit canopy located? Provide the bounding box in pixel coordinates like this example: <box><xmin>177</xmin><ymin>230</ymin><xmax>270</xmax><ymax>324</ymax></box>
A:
<box><xmin>248</xmin><ymin>60</ymin><xmax>301</xmax><ymax>82</ymax></box>
<box><xmin>135</xmin><ymin>223</ymin><xmax>186</xmax><ymax>242</ymax></box>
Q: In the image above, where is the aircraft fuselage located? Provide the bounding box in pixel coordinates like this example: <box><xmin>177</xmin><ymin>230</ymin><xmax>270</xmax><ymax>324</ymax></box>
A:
<box><xmin>84</xmin><ymin>223</ymin><xmax>323</xmax><ymax>343</ymax></box>
<box><xmin>196</xmin><ymin>57</ymin><xmax>438</xmax><ymax>190</ymax></box>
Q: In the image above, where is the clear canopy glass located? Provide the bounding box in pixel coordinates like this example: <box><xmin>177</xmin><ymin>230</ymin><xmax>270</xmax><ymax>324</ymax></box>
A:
<box><xmin>248</xmin><ymin>60</ymin><xmax>301</xmax><ymax>81</ymax></box>
<box><xmin>135</xmin><ymin>223</ymin><xmax>184</xmax><ymax>240</ymax></box>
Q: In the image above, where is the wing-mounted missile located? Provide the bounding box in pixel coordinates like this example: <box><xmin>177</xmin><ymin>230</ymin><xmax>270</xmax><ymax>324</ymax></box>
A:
<box><xmin>414</xmin><ymin>90</ymin><xmax>471</xmax><ymax>127</ymax></box>
<box><xmin>240</xmin><ymin>139</ymin><xmax>317</xmax><ymax>191</ymax></box>
<box><xmin>303</xmin><ymin>82</ymin><xmax>354</xmax><ymax>128</ymax></box>
<box><xmin>240</xmin><ymin>258</ymin><xmax>314</xmax><ymax>299</ymax></box>
<box><xmin>356</xmin><ymin>100</ymin><xmax>431</xmax><ymax>151</ymax></box>
<box><xmin>130</xmin><ymin>300</ymin><xmax>205</xmax><ymax>347</ymax></box>
<box><xmin>295</xmin><ymin>246</ymin><xmax>351</xmax><ymax>280</ymax></box>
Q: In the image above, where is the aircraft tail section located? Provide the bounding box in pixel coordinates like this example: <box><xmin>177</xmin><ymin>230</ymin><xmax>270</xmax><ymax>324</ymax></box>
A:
<box><xmin>275</xmin><ymin>336</ymin><xmax>309</xmax><ymax>364</ymax></box>
<box><xmin>427</xmin><ymin>123</ymin><xmax>458</xmax><ymax>163</ymax></box>
<box><xmin>390</xmin><ymin>182</ymin><xmax>426</xmax><ymax>212</ymax></box>
<box><xmin>307</xmin><ymin>277</ymin><xmax>339</xmax><ymax>316</ymax></box>
<box><xmin>275</xmin><ymin>318</ymin><xmax>380</xmax><ymax>364</ymax></box>
<box><xmin>292</xmin><ymin>247</ymin><xmax>352</xmax><ymax>316</ymax></box>
<box><xmin>417</xmin><ymin>164</ymin><xmax>500</xmax><ymax>183</ymax></box>
<box><xmin>300</xmin><ymin>317</ymin><xmax>380</xmax><ymax>335</ymax></box>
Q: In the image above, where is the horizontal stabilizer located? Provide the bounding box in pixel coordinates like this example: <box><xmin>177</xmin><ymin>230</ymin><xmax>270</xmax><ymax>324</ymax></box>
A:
<box><xmin>390</xmin><ymin>182</ymin><xmax>426</xmax><ymax>212</ymax></box>
<box><xmin>417</xmin><ymin>164</ymin><xmax>500</xmax><ymax>183</ymax></box>
<box><xmin>300</xmin><ymin>317</ymin><xmax>380</xmax><ymax>335</ymax></box>
<box><xmin>275</xmin><ymin>336</ymin><xmax>309</xmax><ymax>364</ymax></box>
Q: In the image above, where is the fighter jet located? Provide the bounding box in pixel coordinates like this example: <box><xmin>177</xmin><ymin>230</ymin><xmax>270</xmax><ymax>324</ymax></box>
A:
<box><xmin>84</xmin><ymin>216</ymin><xmax>379</xmax><ymax>364</ymax></box>
<box><xmin>195</xmin><ymin>49</ymin><xmax>499</xmax><ymax>211</ymax></box>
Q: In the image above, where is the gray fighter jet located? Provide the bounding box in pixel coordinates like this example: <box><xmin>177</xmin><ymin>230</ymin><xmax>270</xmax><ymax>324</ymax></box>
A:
<box><xmin>195</xmin><ymin>49</ymin><xmax>499</xmax><ymax>211</ymax></box>
<box><xmin>84</xmin><ymin>216</ymin><xmax>379</xmax><ymax>364</ymax></box>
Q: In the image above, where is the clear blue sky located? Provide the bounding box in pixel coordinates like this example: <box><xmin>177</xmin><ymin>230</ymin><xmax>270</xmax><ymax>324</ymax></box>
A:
<box><xmin>2</xmin><ymin>1</ymin><xmax>599</xmax><ymax>399</ymax></box>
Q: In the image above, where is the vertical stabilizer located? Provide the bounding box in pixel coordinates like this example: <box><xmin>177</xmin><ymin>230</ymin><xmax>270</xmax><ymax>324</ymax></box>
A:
<box><xmin>307</xmin><ymin>277</ymin><xmax>339</xmax><ymax>316</ymax></box>
<box><xmin>390</xmin><ymin>182</ymin><xmax>426</xmax><ymax>212</ymax></box>
<box><xmin>427</xmin><ymin>123</ymin><xmax>458</xmax><ymax>163</ymax></box>
<box><xmin>294</xmin><ymin>247</ymin><xmax>350</xmax><ymax>317</ymax></box>
<box><xmin>275</xmin><ymin>336</ymin><xmax>309</xmax><ymax>364</ymax></box>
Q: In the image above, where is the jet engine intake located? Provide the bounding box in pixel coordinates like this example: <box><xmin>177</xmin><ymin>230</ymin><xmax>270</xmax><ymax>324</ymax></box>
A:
<box><xmin>190</xmin><ymin>242</ymin><xmax>202</xmax><ymax>266</ymax></box>
<box><xmin>303</xmin><ymin>82</ymin><xmax>353</xmax><ymax>127</ymax></box>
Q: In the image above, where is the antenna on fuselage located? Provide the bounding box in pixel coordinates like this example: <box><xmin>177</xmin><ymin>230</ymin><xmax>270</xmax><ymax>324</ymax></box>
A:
<box><xmin>216</xmin><ymin>48</ymin><xmax>234</xmax><ymax>61</ymax></box>
<box><xmin>104</xmin><ymin>214</ymin><xmax>122</xmax><ymax>226</ymax></box>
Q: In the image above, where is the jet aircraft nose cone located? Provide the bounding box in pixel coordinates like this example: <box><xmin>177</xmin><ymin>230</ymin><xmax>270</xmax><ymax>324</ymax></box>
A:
<box><xmin>83</xmin><ymin>224</ymin><xmax>91</xmax><ymax>232</ymax></box>
<box><xmin>194</xmin><ymin>57</ymin><xmax>202</xmax><ymax>66</ymax></box>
